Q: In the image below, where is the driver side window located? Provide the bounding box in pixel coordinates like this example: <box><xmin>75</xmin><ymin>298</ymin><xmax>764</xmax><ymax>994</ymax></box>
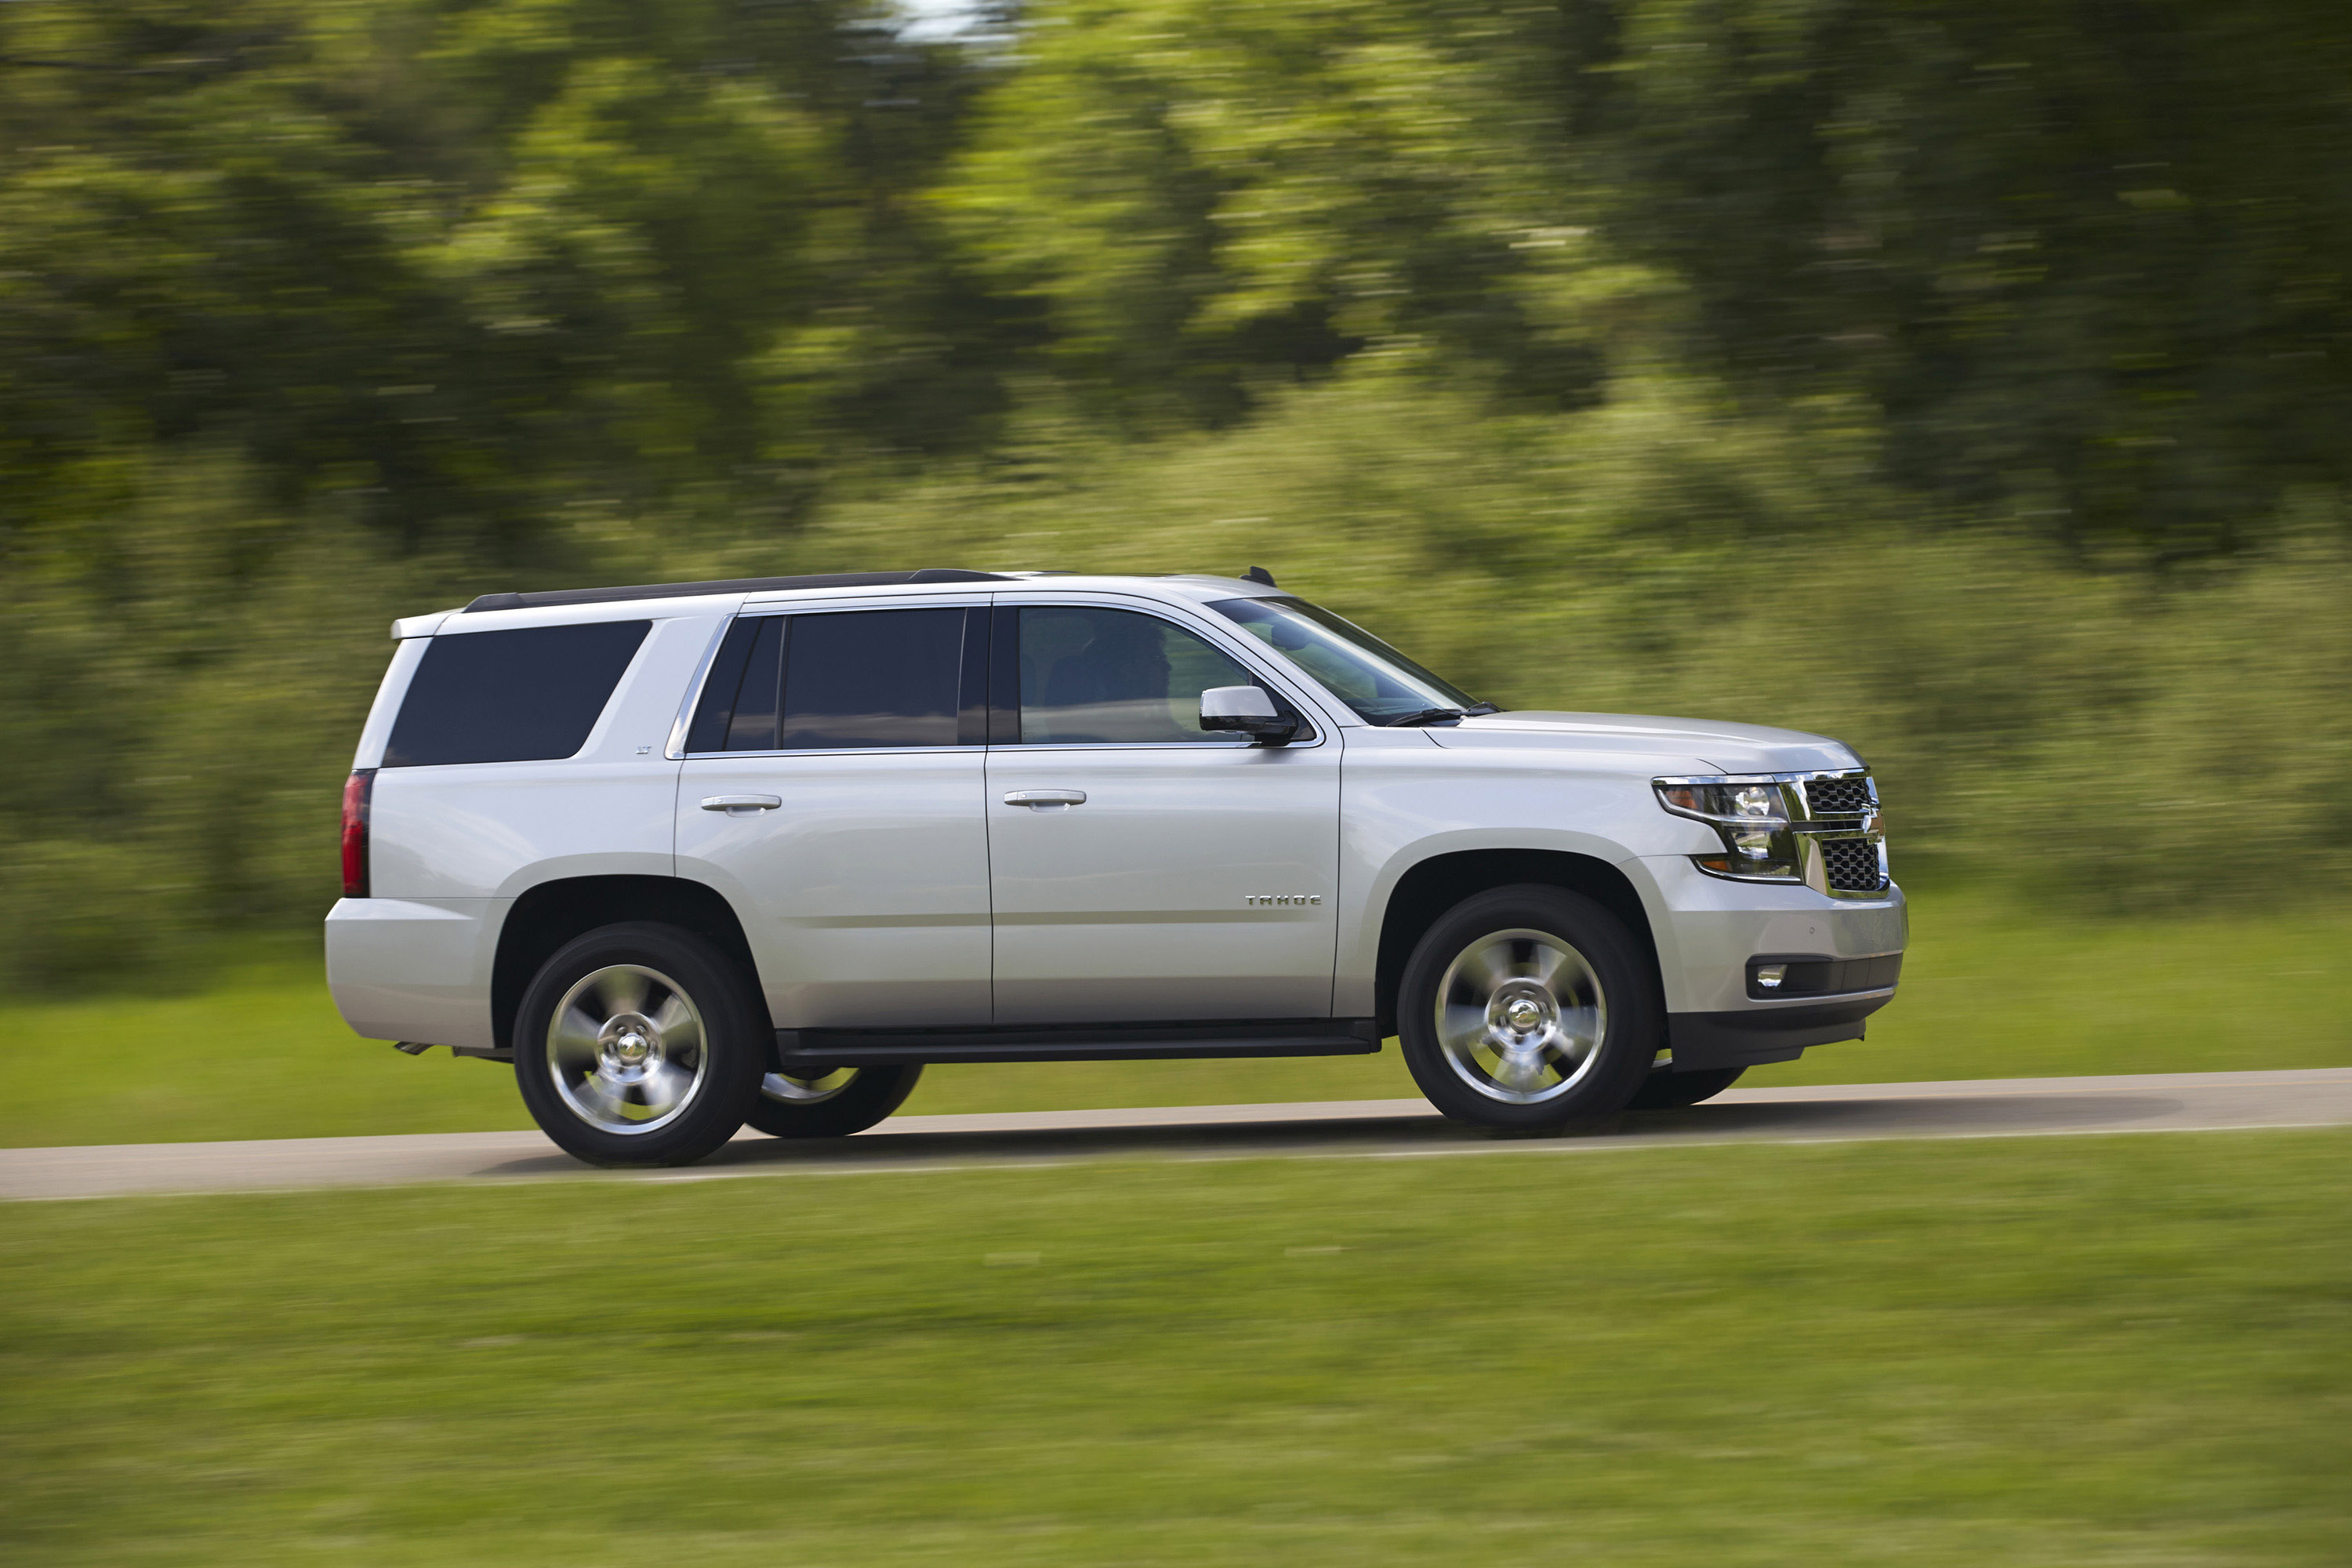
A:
<box><xmin>1014</xmin><ymin>606</ymin><xmax>1256</xmax><ymax>745</ymax></box>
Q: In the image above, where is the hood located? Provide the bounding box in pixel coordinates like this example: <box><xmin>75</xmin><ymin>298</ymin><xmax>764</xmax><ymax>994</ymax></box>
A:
<box><xmin>1425</xmin><ymin>710</ymin><xmax>1862</xmax><ymax>775</ymax></box>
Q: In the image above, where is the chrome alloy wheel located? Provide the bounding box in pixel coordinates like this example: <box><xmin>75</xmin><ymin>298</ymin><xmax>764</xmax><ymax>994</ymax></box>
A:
<box><xmin>760</xmin><ymin>1068</ymin><xmax>857</xmax><ymax>1105</ymax></box>
<box><xmin>546</xmin><ymin>964</ymin><xmax>710</xmax><ymax>1134</ymax></box>
<box><xmin>1433</xmin><ymin>928</ymin><xmax>1609</xmax><ymax>1105</ymax></box>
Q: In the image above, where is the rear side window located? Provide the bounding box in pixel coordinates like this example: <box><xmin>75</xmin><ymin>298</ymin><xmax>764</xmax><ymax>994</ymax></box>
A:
<box><xmin>688</xmin><ymin>608</ymin><xmax>985</xmax><ymax>752</ymax></box>
<box><xmin>383</xmin><ymin>621</ymin><xmax>650</xmax><ymax>767</ymax></box>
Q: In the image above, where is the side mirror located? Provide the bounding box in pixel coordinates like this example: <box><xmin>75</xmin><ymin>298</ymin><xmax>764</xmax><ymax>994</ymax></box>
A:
<box><xmin>1200</xmin><ymin>685</ymin><xmax>1300</xmax><ymax>746</ymax></box>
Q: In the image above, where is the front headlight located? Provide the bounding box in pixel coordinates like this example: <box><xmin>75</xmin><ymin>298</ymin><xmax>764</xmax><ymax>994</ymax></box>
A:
<box><xmin>1654</xmin><ymin>777</ymin><xmax>1802</xmax><ymax>881</ymax></box>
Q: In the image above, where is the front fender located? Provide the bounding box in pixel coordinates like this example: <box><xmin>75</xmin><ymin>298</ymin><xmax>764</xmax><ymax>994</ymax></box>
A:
<box><xmin>1332</xmin><ymin>729</ymin><xmax>1709</xmax><ymax>1017</ymax></box>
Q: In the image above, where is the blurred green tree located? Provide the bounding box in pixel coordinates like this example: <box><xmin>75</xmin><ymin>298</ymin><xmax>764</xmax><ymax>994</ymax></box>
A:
<box><xmin>0</xmin><ymin>0</ymin><xmax>1014</xmax><ymax>566</ymax></box>
<box><xmin>1610</xmin><ymin>0</ymin><xmax>2352</xmax><ymax>561</ymax></box>
<box><xmin>1</xmin><ymin>0</ymin><xmax>2347</xmax><ymax>984</ymax></box>
<box><xmin>944</xmin><ymin>0</ymin><xmax>2352</xmax><ymax>557</ymax></box>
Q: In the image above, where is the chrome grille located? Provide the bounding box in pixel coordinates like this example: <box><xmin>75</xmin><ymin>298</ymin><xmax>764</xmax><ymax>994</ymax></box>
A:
<box><xmin>1820</xmin><ymin>837</ymin><xmax>1884</xmax><ymax>893</ymax></box>
<box><xmin>1805</xmin><ymin>776</ymin><xmax>1872</xmax><ymax>815</ymax></box>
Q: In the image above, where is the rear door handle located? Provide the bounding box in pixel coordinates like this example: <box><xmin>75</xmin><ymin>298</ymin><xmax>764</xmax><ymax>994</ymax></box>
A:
<box><xmin>1002</xmin><ymin>789</ymin><xmax>1087</xmax><ymax>808</ymax></box>
<box><xmin>701</xmin><ymin>794</ymin><xmax>782</xmax><ymax>815</ymax></box>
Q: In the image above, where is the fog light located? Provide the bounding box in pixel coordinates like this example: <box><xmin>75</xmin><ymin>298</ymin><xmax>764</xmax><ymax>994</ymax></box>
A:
<box><xmin>1754</xmin><ymin>964</ymin><xmax>1787</xmax><ymax>990</ymax></box>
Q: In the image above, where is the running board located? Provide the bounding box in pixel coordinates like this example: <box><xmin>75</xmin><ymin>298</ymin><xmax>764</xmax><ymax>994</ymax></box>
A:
<box><xmin>776</xmin><ymin>1018</ymin><xmax>1383</xmax><ymax>1070</ymax></box>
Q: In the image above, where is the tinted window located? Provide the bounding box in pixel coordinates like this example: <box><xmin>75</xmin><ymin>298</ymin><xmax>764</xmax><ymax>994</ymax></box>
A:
<box><xmin>724</xmin><ymin>616</ymin><xmax>784</xmax><ymax>750</ymax></box>
<box><xmin>750</xmin><ymin>608</ymin><xmax>969</xmax><ymax>750</ymax></box>
<box><xmin>688</xmin><ymin>609</ymin><xmax>978</xmax><ymax>752</ymax></box>
<box><xmin>682</xmin><ymin>615</ymin><xmax>766</xmax><ymax>753</ymax></box>
<box><xmin>384</xmin><ymin>621</ymin><xmax>650</xmax><ymax>767</ymax></box>
<box><xmin>1015</xmin><ymin>606</ymin><xmax>1258</xmax><ymax>745</ymax></box>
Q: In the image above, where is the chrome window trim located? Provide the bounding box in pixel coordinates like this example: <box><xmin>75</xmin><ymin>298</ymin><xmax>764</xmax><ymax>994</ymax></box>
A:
<box><xmin>681</xmin><ymin>739</ymin><xmax>1275</xmax><ymax>761</ymax></box>
<box><xmin>987</xmin><ymin>736</ymin><xmax>1308</xmax><ymax>753</ymax></box>
<box><xmin>684</xmin><ymin>744</ymin><xmax>989</xmax><ymax>760</ymax></box>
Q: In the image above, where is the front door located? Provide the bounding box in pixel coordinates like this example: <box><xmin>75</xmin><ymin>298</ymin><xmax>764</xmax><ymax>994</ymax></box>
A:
<box><xmin>677</xmin><ymin>601</ymin><xmax>992</xmax><ymax>1029</ymax></box>
<box><xmin>984</xmin><ymin>600</ymin><xmax>1341</xmax><ymax>1024</ymax></box>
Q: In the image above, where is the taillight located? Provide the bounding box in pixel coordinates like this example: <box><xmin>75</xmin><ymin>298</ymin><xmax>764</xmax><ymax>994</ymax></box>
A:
<box><xmin>341</xmin><ymin>769</ymin><xmax>376</xmax><ymax>898</ymax></box>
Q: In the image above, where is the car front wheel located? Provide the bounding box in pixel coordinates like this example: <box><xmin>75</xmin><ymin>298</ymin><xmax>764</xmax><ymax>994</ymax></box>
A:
<box><xmin>1397</xmin><ymin>886</ymin><xmax>1660</xmax><ymax>1131</ymax></box>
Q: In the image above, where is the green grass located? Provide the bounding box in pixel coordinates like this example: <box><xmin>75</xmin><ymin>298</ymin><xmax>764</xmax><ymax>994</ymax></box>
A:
<box><xmin>1749</xmin><ymin>884</ymin><xmax>2350</xmax><ymax>1087</ymax></box>
<box><xmin>2</xmin><ymin>1131</ymin><xmax>2347</xmax><ymax>1564</ymax></box>
<box><xmin>16</xmin><ymin>887</ymin><xmax>2349</xmax><ymax>1147</ymax></box>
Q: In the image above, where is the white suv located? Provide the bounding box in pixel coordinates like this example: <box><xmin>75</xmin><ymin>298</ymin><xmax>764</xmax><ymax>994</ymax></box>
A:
<box><xmin>327</xmin><ymin>569</ymin><xmax>1904</xmax><ymax>1164</ymax></box>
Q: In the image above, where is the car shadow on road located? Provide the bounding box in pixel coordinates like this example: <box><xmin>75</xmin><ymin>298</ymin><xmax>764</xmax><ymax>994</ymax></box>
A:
<box><xmin>471</xmin><ymin>1089</ymin><xmax>2192</xmax><ymax>1179</ymax></box>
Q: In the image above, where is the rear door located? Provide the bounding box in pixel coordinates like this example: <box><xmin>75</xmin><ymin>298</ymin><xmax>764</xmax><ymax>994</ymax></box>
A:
<box><xmin>677</xmin><ymin>598</ymin><xmax>993</xmax><ymax>1029</ymax></box>
<box><xmin>983</xmin><ymin>597</ymin><xmax>1343</xmax><ymax>1024</ymax></box>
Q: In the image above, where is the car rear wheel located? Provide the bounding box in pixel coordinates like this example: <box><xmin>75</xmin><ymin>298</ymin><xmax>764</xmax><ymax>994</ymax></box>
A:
<box><xmin>1397</xmin><ymin>886</ymin><xmax>1660</xmax><ymax>1132</ymax></box>
<box><xmin>514</xmin><ymin>922</ymin><xmax>766</xmax><ymax>1167</ymax></box>
<box><xmin>745</xmin><ymin>1063</ymin><xmax>924</xmax><ymax>1138</ymax></box>
<box><xmin>1624</xmin><ymin>1064</ymin><xmax>1745</xmax><ymax>1109</ymax></box>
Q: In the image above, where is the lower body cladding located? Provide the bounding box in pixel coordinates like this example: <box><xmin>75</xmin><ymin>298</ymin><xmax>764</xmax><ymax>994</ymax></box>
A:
<box><xmin>1667</xmin><ymin>991</ymin><xmax>1896</xmax><ymax>1071</ymax></box>
<box><xmin>1636</xmin><ymin>854</ymin><xmax>1908</xmax><ymax>1073</ymax></box>
<box><xmin>777</xmin><ymin>1018</ymin><xmax>1385</xmax><ymax>1072</ymax></box>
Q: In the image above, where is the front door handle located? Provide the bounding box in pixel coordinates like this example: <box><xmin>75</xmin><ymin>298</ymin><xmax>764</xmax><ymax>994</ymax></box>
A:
<box><xmin>1002</xmin><ymin>789</ymin><xmax>1087</xmax><ymax>808</ymax></box>
<box><xmin>701</xmin><ymin>794</ymin><xmax>782</xmax><ymax>815</ymax></box>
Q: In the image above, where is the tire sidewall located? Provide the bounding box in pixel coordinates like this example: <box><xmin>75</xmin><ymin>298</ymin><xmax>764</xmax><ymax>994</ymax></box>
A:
<box><xmin>1398</xmin><ymin>885</ymin><xmax>1661</xmax><ymax>1130</ymax></box>
<box><xmin>514</xmin><ymin>921</ymin><xmax>766</xmax><ymax>1166</ymax></box>
<box><xmin>745</xmin><ymin>1063</ymin><xmax>925</xmax><ymax>1138</ymax></box>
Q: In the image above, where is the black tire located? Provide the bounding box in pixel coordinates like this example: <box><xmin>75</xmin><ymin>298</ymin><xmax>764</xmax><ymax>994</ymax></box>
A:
<box><xmin>744</xmin><ymin>1063</ymin><xmax>924</xmax><ymax>1138</ymax></box>
<box><xmin>1397</xmin><ymin>885</ymin><xmax>1661</xmax><ymax>1132</ymax></box>
<box><xmin>1624</xmin><ymin>1065</ymin><xmax>1745</xmax><ymax>1109</ymax></box>
<box><xmin>513</xmin><ymin>921</ymin><xmax>768</xmax><ymax>1167</ymax></box>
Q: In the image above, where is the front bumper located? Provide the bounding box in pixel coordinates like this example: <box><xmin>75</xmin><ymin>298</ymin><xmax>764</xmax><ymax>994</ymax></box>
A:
<box><xmin>1636</xmin><ymin>853</ymin><xmax>1906</xmax><ymax>1071</ymax></box>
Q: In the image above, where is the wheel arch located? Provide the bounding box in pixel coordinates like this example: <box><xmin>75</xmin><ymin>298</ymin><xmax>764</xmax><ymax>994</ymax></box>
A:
<box><xmin>1371</xmin><ymin>849</ymin><xmax>1663</xmax><ymax>1036</ymax></box>
<box><xmin>492</xmin><ymin>876</ymin><xmax>763</xmax><ymax>1051</ymax></box>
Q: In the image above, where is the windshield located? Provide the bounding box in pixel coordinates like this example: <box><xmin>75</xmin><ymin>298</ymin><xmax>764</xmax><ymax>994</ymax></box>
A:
<box><xmin>1208</xmin><ymin>596</ymin><xmax>1480</xmax><ymax>724</ymax></box>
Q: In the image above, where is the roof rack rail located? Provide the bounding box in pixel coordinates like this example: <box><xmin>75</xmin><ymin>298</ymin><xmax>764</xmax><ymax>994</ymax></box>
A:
<box><xmin>461</xmin><ymin>568</ymin><xmax>1007</xmax><ymax>615</ymax></box>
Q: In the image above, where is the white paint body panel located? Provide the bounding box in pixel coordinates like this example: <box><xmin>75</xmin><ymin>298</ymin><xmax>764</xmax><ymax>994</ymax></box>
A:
<box><xmin>1334</xmin><ymin>720</ymin><xmax>1899</xmax><ymax>1015</ymax></box>
<box><xmin>985</xmin><ymin>739</ymin><xmax>1341</xmax><ymax>1022</ymax></box>
<box><xmin>1334</xmin><ymin>728</ymin><xmax>1708</xmax><ymax>1015</ymax></box>
<box><xmin>365</xmin><ymin>612</ymin><xmax>720</xmax><ymax>900</ymax></box>
<box><xmin>323</xmin><ymin>897</ymin><xmax>505</xmax><ymax>1051</ymax></box>
<box><xmin>981</xmin><ymin>586</ymin><xmax>1349</xmax><ymax>1023</ymax></box>
<box><xmin>325</xmin><ymin>572</ymin><xmax>1904</xmax><ymax>1056</ymax></box>
<box><xmin>678</xmin><ymin>750</ymin><xmax>993</xmax><ymax>1028</ymax></box>
<box><xmin>1637</xmin><ymin>855</ymin><xmax>1907</xmax><ymax>1014</ymax></box>
<box><xmin>329</xmin><ymin>608</ymin><xmax>726</xmax><ymax>1044</ymax></box>
<box><xmin>1427</xmin><ymin>711</ymin><xmax>1863</xmax><ymax>775</ymax></box>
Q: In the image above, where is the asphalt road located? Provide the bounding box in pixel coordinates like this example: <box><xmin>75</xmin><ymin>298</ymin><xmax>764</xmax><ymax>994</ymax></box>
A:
<box><xmin>5</xmin><ymin>1068</ymin><xmax>2347</xmax><ymax>1201</ymax></box>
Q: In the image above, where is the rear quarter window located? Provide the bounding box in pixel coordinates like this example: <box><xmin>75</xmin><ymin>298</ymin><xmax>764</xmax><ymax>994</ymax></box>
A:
<box><xmin>383</xmin><ymin>620</ymin><xmax>652</xmax><ymax>767</ymax></box>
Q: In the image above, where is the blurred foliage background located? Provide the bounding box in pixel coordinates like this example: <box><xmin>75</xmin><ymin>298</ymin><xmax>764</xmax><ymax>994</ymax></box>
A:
<box><xmin>2</xmin><ymin>0</ymin><xmax>2348</xmax><ymax>990</ymax></box>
